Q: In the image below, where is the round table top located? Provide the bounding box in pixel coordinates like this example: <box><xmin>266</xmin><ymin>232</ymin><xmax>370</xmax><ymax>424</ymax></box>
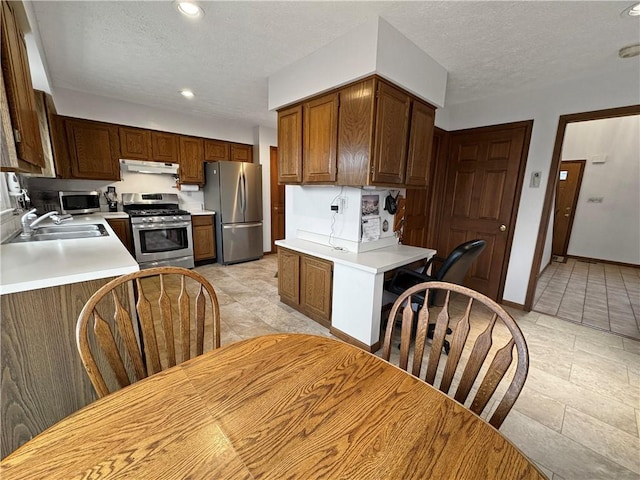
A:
<box><xmin>1</xmin><ymin>334</ymin><xmax>545</xmax><ymax>479</ymax></box>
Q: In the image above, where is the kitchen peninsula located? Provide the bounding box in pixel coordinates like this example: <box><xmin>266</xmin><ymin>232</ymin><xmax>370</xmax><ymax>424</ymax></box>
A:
<box><xmin>276</xmin><ymin>238</ymin><xmax>436</xmax><ymax>351</ymax></box>
<box><xmin>0</xmin><ymin>214</ymin><xmax>139</xmax><ymax>457</ymax></box>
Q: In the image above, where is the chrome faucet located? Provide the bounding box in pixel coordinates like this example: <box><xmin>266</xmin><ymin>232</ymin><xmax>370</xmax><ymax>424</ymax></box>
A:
<box><xmin>20</xmin><ymin>209</ymin><xmax>73</xmax><ymax>237</ymax></box>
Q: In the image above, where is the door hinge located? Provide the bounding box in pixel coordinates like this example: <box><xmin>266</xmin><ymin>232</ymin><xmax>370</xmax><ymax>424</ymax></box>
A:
<box><xmin>13</xmin><ymin>129</ymin><xmax>21</xmax><ymax>143</ymax></box>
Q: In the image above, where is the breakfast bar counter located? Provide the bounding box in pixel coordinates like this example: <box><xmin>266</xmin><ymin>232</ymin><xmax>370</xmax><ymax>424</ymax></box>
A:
<box><xmin>276</xmin><ymin>239</ymin><xmax>436</xmax><ymax>351</ymax></box>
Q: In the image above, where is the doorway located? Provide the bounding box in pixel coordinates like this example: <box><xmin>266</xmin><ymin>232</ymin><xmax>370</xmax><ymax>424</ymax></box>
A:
<box><xmin>270</xmin><ymin>146</ymin><xmax>285</xmax><ymax>253</ymax></box>
<box><xmin>527</xmin><ymin>105</ymin><xmax>640</xmax><ymax>339</ymax></box>
<box><xmin>552</xmin><ymin>160</ymin><xmax>585</xmax><ymax>258</ymax></box>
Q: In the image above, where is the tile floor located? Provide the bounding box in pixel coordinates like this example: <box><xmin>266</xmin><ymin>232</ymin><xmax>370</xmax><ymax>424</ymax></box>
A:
<box><xmin>196</xmin><ymin>256</ymin><xmax>640</xmax><ymax>480</ymax></box>
<box><xmin>534</xmin><ymin>258</ymin><xmax>640</xmax><ymax>340</ymax></box>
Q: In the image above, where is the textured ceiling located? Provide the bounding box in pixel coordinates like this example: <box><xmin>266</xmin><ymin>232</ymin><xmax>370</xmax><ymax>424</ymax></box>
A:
<box><xmin>31</xmin><ymin>1</ymin><xmax>640</xmax><ymax>128</ymax></box>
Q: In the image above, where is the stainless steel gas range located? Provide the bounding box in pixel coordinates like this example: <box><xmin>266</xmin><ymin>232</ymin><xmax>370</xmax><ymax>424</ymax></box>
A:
<box><xmin>122</xmin><ymin>193</ymin><xmax>194</xmax><ymax>269</ymax></box>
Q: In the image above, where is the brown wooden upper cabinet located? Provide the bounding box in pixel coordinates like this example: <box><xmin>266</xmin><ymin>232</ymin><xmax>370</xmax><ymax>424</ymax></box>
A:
<box><xmin>405</xmin><ymin>100</ymin><xmax>436</xmax><ymax>188</ymax></box>
<box><xmin>230</xmin><ymin>143</ymin><xmax>253</xmax><ymax>163</ymax></box>
<box><xmin>303</xmin><ymin>93</ymin><xmax>338</xmax><ymax>183</ymax></box>
<box><xmin>1</xmin><ymin>0</ymin><xmax>44</xmax><ymax>172</ymax></box>
<box><xmin>277</xmin><ymin>104</ymin><xmax>303</xmax><ymax>183</ymax></box>
<box><xmin>119</xmin><ymin>127</ymin><xmax>151</xmax><ymax>160</ymax></box>
<box><xmin>204</xmin><ymin>139</ymin><xmax>230</xmax><ymax>162</ymax></box>
<box><xmin>179</xmin><ymin>136</ymin><xmax>204</xmax><ymax>184</ymax></box>
<box><xmin>65</xmin><ymin>118</ymin><xmax>121</xmax><ymax>180</ymax></box>
<box><xmin>151</xmin><ymin>131</ymin><xmax>178</xmax><ymax>163</ymax></box>
<box><xmin>277</xmin><ymin>76</ymin><xmax>436</xmax><ymax>188</ymax></box>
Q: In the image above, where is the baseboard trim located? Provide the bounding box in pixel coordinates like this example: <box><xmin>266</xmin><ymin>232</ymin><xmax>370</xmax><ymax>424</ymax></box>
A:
<box><xmin>567</xmin><ymin>255</ymin><xmax>639</xmax><ymax>269</ymax></box>
<box><xmin>501</xmin><ymin>299</ymin><xmax>525</xmax><ymax>310</ymax></box>
<box><xmin>330</xmin><ymin>326</ymin><xmax>380</xmax><ymax>353</ymax></box>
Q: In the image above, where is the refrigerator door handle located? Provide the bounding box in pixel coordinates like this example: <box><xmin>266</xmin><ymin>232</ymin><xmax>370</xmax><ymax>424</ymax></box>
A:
<box><xmin>222</xmin><ymin>222</ymin><xmax>262</xmax><ymax>229</ymax></box>
<box><xmin>236</xmin><ymin>170</ymin><xmax>244</xmax><ymax>214</ymax></box>
<box><xmin>241</xmin><ymin>169</ymin><xmax>247</xmax><ymax>215</ymax></box>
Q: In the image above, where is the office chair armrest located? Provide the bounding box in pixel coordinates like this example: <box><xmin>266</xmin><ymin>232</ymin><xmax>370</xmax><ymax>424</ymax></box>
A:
<box><xmin>385</xmin><ymin>268</ymin><xmax>436</xmax><ymax>296</ymax></box>
<box><xmin>421</xmin><ymin>255</ymin><xmax>446</xmax><ymax>275</ymax></box>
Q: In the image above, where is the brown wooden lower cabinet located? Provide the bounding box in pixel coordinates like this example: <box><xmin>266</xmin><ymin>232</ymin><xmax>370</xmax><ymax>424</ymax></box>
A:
<box><xmin>277</xmin><ymin>247</ymin><xmax>333</xmax><ymax>327</ymax></box>
<box><xmin>106</xmin><ymin>218</ymin><xmax>133</xmax><ymax>254</ymax></box>
<box><xmin>192</xmin><ymin>215</ymin><xmax>216</xmax><ymax>262</ymax></box>
<box><xmin>0</xmin><ymin>277</ymin><xmax>129</xmax><ymax>459</ymax></box>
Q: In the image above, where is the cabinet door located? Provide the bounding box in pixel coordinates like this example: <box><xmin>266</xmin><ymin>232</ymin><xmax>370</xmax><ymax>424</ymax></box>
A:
<box><xmin>277</xmin><ymin>105</ymin><xmax>302</xmax><ymax>183</ymax></box>
<box><xmin>178</xmin><ymin>136</ymin><xmax>204</xmax><ymax>184</ymax></box>
<box><xmin>192</xmin><ymin>215</ymin><xmax>216</xmax><ymax>261</ymax></box>
<box><xmin>106</xmin><ymin>218</ymin><xmax>133</xmax><ymax>254</ymax></box>
<box><xmin>230</xmin><ymin>143</ymin><xmax>253</xmax><ymax>163</ymax></box>
<box><xmin>300</xmin><ymin>255</ymin><xmax>332</xmax><ymax>327</ymax></box>
<box><xmin>278</xmin><ymin>248</ymin><xmax>300</xmax><ymax>306</ymax></box>
<box><xmin>151</xmin><ymin>131</ymin><xmax>178</xmax><ymax>163</ymax></box>
<box><xmin>204</xmin><ymin>139</ymin><xmax>230</xmax><ymax>162</ymax></box>
<box><xmin>49</xmin><ymin>115</ymin><xmax>72</xmax><ymax>178</ymax></box>
<box><xmin>119</xmin><ymin>127</ymin><xmax>151</xmax><ymax>161</ymax></box>
<box><xmin>303</xmin><ymin>93</ymin><xmax>338</xmax><ymax>183</ymax></box>
<box><xmin>371</xmin><ymin>81</ymin><xmax>410</xmax><ymax>185</ymax></box>
<box><xmin>65</xmin><ymin>118</ymin><xmax>120</xmax><ymax>180</ymax></box>
<box><xmin>336</xmin><ymin>79</ymin><xmax>375</xmax><ymax>186</ymax></box>
<box><xmin>1</xmin><ymin>0</ymin><xmax>44</xmax><ymax>170</ymax></box>
<box><xmin>405</xmin><ymin>101</ymin><xmax>435</xmax><ymax>187</ymax></box>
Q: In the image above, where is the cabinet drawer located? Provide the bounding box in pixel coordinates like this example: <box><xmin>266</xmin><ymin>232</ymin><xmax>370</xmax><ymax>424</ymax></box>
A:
<box><xmin>191</xmin><ymin>215</ymin><xmax>214</xmax><ymax>227</ymax></box>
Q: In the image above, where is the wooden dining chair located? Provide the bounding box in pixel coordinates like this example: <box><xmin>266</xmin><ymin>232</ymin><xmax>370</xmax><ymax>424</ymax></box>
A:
<box><xmin>76</xmin><ymin>267</ymin><xmax>221</xmax><ymax>398</ymax></box>
<box><xmin>381</xmin><ymin>281</ymin><xmax>529</xmax><ymax>429</ymax></box>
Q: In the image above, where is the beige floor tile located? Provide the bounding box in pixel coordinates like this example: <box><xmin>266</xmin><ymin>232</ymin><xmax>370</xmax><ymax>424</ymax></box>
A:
<box><xmin>536</xmin><ymin>315</ymin><xmax>624</xmax><ymax>349</ymax></box>
<box><xmin>562</xmin><ymin>407</ymin><xmax>640</xmax><ymax>474</ymax></box>
<box><xmin>513</xmin><ymin>386</ymin><xmax>566</xmax><ymax>432</ymax></box>
<box><xmin>625</xmin><ymin>339</ymin><xmax>640</xmax><ymax>355</ymax></box>
<box><xmin>501</xmin><ymin>410</ymin><xmax>638</xmax><ymax>480</ymax></box>
<box><xmin>569</xmin><ymin>363</ymin><xmax>639</xmax><ymax>409</ymax></box>
<box><xmin>526</xmin><ymin>367</ymin><xmax>639</xmax><ymax>436</ymax></box>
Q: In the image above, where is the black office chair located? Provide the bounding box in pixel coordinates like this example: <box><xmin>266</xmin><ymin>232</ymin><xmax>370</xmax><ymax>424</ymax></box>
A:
<box><xmin>384</xmin><ymin>239</ymin><xmax>487</xmax><ymax>353</ymax></box>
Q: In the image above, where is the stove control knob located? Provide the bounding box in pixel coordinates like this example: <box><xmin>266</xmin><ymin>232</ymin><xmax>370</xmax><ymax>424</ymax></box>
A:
<box><xmin>173</xmin><ymin>216</ymin><xmax>178</xmax><ymax>220</ymax></box>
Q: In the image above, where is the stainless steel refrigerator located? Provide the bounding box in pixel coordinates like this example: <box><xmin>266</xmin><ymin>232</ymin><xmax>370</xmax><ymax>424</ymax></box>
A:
<box><xmin>203</xmin><ymin>162</ymin><xmax>263</xmax><ymax>265</ymax></box>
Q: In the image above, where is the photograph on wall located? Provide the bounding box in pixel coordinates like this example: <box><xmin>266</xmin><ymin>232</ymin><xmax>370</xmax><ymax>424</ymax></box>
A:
<box><xmin>361</xmin><ymin>194</ymin><xmax>380</xmax><ymax>217</ymax></box>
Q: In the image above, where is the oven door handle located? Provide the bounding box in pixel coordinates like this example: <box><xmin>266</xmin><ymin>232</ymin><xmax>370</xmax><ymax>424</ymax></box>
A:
<box><xmin>132</xmin><ymin>221</ymin><xmax>192</xmax><ymax>230</ymax></box>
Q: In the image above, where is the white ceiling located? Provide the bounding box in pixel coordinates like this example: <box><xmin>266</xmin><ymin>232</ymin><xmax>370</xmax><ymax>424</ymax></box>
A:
<box><xmin>31</xmin><ymin>1</ymin><xmax>640</xmax><ymax>128</ymax></box>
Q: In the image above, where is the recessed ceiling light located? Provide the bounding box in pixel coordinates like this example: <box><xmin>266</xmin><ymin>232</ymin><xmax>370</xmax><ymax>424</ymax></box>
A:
<box><xmin>618</xmin><ymin>43</ymin><xmax>640</xmax><ymax>58</ymax></box>
<box><xmin>621</xmin><ymin>2</ymin><xmax>640</xmax><ymax>16</ymax></box>
<box><xmin>180</xmin><ymin>89</ymin><xmax>195</xmax><ymax>98</ymax></box>
<box><xmin>175</xmin><ymin>1</ymin><xmax>204</xmax><ymax>18</ymax></box>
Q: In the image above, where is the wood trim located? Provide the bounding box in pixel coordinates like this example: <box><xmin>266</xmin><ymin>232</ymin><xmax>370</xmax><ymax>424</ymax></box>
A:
<box><xmin>425</xmin><ymin>127</ymin><xmax>450</xmax><ymax>249</ymax></box>
<box><xmin>524</xmin><ymin>104</ymin><xmax>640</xmax><ymax>310</ymax></box>
<box><xmin>329</xmin><ymin>326</ymin><xmax>380</xmax><ymax>353</ymax></box>
<box><xmin>566</xmin><ymin>255</ymin><xmax>640</xmax><ymax>269</ymax></box>
<box><xmin>500</xmin><ymin>299</ymin><xmax>524</xmax><ymax>311</ymax></box>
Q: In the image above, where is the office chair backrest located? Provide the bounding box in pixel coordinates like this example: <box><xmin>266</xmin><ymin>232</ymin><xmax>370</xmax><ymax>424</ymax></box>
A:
<box><xmin>432</xmin><ymin>239</ymin><xmax>487</xmax><ymax>284</ymax></box>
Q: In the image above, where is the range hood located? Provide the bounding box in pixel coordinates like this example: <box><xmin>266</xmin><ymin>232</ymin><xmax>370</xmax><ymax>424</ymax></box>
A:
<box><xmin>120</xmin><ymin>159</ymin><xmax>178</xmax><ymax>175</ymax></box>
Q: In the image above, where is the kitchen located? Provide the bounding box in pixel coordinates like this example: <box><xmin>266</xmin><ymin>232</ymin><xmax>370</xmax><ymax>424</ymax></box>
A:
<box><xmin>1</xmin><ymin>1</ymin><xmax>639</xmax><ymax>478</ymax></box>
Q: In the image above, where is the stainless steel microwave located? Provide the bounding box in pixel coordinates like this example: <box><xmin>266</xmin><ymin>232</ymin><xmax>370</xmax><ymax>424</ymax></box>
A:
<box><xmin>58</xmin><ymin>191</ymin><xmax>101</xmax><ymax>214</ymax></box>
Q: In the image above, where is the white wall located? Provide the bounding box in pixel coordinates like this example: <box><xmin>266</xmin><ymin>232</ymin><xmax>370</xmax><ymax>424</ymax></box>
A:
<box><xmin>561</xmin><ymin>116</ymin><xmax>639</xmax><ymax>264</ymax></box>
<box><xmin>254</xmin><ymin>125</ymin><xmax>278</xmax><ymax>253</ymax></box>
<box><xmin>285</xmin><ymin>185</ymin><xmax>401</xmax><ymax>252</ymax></box>
<box><xmin>52</xmin><ymin>88</ymin><xmax>255</xmax><ymax>144</ymax></box>
<box><xmin>268</xmin><ymin>17</ymin><xmax>447</xmax><ymax>110</ymax></box>
<box><xmin>438</xmin><ymin>64</ymin><xmax>639</xmax><ymax>304</ymax></box>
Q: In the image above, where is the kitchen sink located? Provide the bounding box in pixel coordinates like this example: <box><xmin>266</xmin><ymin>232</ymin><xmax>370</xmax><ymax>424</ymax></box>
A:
<box><xmin>4</xmin><ymin>224</ymin><xmax>109</xmax><ymax>243</ymax></box>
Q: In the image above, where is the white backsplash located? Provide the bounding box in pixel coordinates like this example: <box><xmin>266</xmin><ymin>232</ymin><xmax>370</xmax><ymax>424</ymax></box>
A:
<box><xmin>24</xmin><ymin>170</ymin><xmax>205</xmax><ymax>212</ymax></box>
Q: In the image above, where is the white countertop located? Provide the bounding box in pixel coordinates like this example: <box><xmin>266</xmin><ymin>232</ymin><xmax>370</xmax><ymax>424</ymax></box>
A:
<box><xmin>275</xmin><ymin>239</ymin><xmax>436</xmax><ymax>274</ymax></box>
<box><xmin>0</xmin><ymin>215</ymin><xmax>139</xmax><ymax>295</ymax></box>
<box><xmin>101</xmin><ymin>211</ymin><xmax>129</xmax><ymax>219</ymax></box>
<box><xmin>189</xmin><ymin>210</ymin><xmax>215</xmax><ymax>216</ymax></box>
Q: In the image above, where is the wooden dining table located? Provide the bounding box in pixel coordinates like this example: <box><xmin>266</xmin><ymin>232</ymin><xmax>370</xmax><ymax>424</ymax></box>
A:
<box><xmin>1</xmin><ymin>334</ymin><xmax>545</xmax><ymax>479</ymax></box>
